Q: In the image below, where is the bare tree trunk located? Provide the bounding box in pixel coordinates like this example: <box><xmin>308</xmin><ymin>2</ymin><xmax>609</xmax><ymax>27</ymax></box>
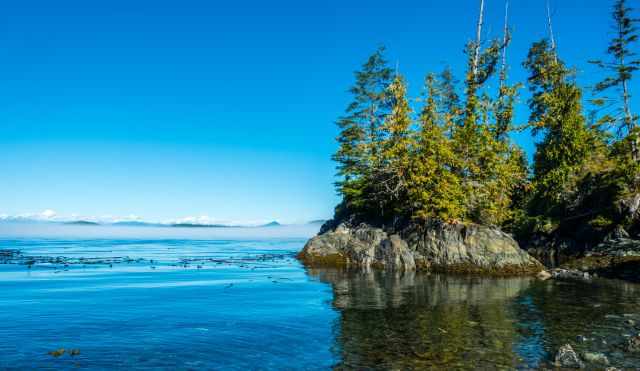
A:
<box><xmin>500</xmin><ymin>0</ymin><xmax>510</xmax><ymax>88</ymax></box>
<box><xmin>622</xmin><ymin>65</ymin><xmax>638</xmax><ymax>162</ymax></box>
<box><xmin>546</xmin><ymin>0</ymin><xmax>558</xmax><ymax>62</ymax></box>
<box><xmin>623</xmin><ymin>80</ymin><xmax>634</xmax><ymax>130</ymax></box>
<box><xmin>472</xmin><ymin>0</ymin><xmax>485</xmax><ymax>79</ymax></box>
<box><xmin>617</xmin><ymin>15</ymin><xmax>638</xmax><ymax>163</ymax></box>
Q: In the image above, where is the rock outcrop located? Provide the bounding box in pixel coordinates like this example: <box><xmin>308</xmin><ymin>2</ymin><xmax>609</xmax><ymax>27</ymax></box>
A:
<box><xmin>558</xmin><ymin>231</ymin><xmax>640</xmax><ymax>282</ymax></box>
<box><xmin>298</xmin><ymin>222</ymin><xmax>543</xmax><ymax>274</ymax></box>
<box><xmin>554</xmin><ymin>344</ymin><xmax>585</xmax><ymax>369</ymax></box>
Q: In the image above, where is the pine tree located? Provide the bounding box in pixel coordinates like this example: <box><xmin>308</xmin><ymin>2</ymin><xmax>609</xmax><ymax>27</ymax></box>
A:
<box><xmin>453</xmin><ymin>36</ymin><xmax>501</xmax><ymax>222</ymax></box>
<box><xmin>373</xmin><ymin>75</ymin><xmax>414</xmax><ymax>219</ymax></box>
<box><xmin>408</xmin><ymin>74</ymin><xmax>464</xmax><ymax>222</ymax></box>
<box><xmin>523</xmin><ymin>40</ymin><xmax>599</xmax><ymax>216</ymax></box>
<box><xmin>436</xmin><ymin>67</ymin><xmax>462</xmax><ymax>138</ymax></box>
<box><xmin>590</xmin><ymin>0</ymin><xmax>640</xmax><ymax>161</ymax></box>
<box><xmin>332</xmin><ymin>47</ymin><xmax>393</xmax><ymax>213</ymax></box>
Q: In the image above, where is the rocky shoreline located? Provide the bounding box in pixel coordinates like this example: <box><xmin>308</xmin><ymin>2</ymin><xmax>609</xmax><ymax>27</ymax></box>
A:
<box><xmin>298</xmin><ymin>219</ymin><xmax>640</xmax><ymax>281</ymax></box>
<box><xmin>298</xmin><ymin>221</ymin><xmax>543</xmax><ymax>275</ymax></box>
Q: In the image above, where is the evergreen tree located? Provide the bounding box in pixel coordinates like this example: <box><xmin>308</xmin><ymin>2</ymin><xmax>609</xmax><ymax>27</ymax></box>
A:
<box><xmin>438</xmin><ymin>68</ymin><xmax>461</xmax><ymax>119</ymax></box>
<box><xmin>452</xmin><ymin>39</ymin><xmax>501</xmax><ymax>223</ymax></box>
<box><xmin>436</xmin><ymin>67</ymin><xmax>462</xmax><ymax>137</ymax></box>
<box><xmin>523</xmin><ymin>40</ymin><xmax>599</xmax><ymax>216</ymax></box>
<box><xmin>332</xmin><ymin>47</ymin><xmax>393</xmax><ymax>213</ymax></box>
<box><xmin>590</xmin><ymin>0</ymin><xmax>640</xmax><ymax>161</ymax></box>
<box><xmin>373</xmin><ymin>75</ymin><xmax>414</xmax><ymax>219</ymax></box>
<box><xmin>408</xmin><ymin>74</ymin><xmax>464</xmax><ymax>222</ymax></box>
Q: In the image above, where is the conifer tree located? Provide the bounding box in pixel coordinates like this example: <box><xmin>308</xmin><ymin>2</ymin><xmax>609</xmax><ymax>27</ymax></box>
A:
<box><xmin>332</xmin><ymin>47</ymin><xmax>393</xmax><ymax>212</ymax></box>
<box><xmin>438</xmin><ymin>67</ymin><xmax>461</xmax><ymax>119</ymax></box>
<box><xmin>523</xmin><ymin>40</ymin><xmax>599</xmax><ymax>216</ymax></box>
<box><xmin>374</xmin><ymin>75</ymin><xmax>414</xmax><ymax>218</ymax></box>
<box><xmin>590</xmin><ymin>0</ymin><xmax>640</xmax><ymax>161</ymax></box>
<box><xmin>453</xmin><ymin>0</ymin><xmax>501</xmax><ymax>222</ymax></box>
<box><xmin>408</xmin><ymin>74</ymin><xmax>464</xmax><ymax>221</ymax></box>
<box><xmin>437</xmin><ymin>67</ymin><xmax>462</xmax><ymax>137</ymax></box>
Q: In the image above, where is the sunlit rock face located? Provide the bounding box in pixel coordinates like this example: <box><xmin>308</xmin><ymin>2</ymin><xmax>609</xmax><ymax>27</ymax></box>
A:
<box><xmin>298</xmin><ymin>222</ymin><xmax>542</xmax><ymax>274</ymax></box>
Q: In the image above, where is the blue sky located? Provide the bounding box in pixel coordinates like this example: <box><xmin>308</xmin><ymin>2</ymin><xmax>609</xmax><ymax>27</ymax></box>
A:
<box><xmin>1</xmin><ymin>0</ymin><xmax>636</xmax><ymax>223</ymax></box>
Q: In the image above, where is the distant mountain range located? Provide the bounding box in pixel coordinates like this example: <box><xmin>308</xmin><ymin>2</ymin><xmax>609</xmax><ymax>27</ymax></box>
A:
<box><xmin>0</xmin><ymin>217</ymin><xmax>302</xmax><ymax>228</ymax></box>
<box><xmin>170</xmin><ymin>221</ymin><xmax>281</xmax><ymax>228</ymax></box>
<box><xmin>64</xmin><ymin>220</ymin><xmax>100</xmax><ymax>226</ymax></box>
<box><xmin>307</xmin><ymin>219</ymin><xmax>327</xmax><ymax>225</ymax></box>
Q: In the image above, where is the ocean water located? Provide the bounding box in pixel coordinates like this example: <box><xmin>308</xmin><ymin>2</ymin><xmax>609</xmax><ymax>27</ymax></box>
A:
<box><xmin>1</xmin><ymin>224</ymin><xmax>640</xmax><ymax>370</ymax></box>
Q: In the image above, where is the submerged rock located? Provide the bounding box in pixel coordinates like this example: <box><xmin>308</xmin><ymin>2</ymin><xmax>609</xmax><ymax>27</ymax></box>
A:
<box><xmin>554</xmin><ymin>344</ymin><xmax>585</xmax><ymax>368</ymax></box>
<box><xmin>537</xmin><ymin>270</ymin><xmax>552</xmax><ymax>280</ymax></box>
<box><xmin>626</xmin><ymin>334</ymin><xmax>640</xmax><ymax>353</ymax></box>
<box><xmin>582</xmin><ymin>351</ymin><xmax>609</xmax><ymax>365</ymax></box>
<box><xmin>298</xmin><ymin>222</ymin><xmax>542</xmax><ymax>274</ymax></box>
<box><xmin>48</xmin><ymin>348</ymin><xmax>66</xmax><ymax>358</ymax></box>
<box><xmin>551</xmin><ymin>268</ymin><xmax>591</xmax><ymax>281</ymax></box>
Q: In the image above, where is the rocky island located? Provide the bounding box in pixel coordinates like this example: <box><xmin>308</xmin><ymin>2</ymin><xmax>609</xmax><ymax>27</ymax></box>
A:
<box><xmin>299</xmin><ymin>220</ymin><xmax>542</xmax><ymax>274</ymax></box>
<box><xmin>299</xmin><ymin>0</ymin><xmax>640</xmax><ymax>283</ymax></box>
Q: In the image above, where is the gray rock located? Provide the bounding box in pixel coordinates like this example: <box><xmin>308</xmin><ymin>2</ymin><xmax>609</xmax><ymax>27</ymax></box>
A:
<box><xmin>298</xmin><ymin>222</ymin><xmax>543</xmax><ymax>274</ymax></box>
<box><xmin>551</xmin><ymin>269</ymin><xmax>591</xmax><ymax>281</ymax></box>
<box><xmin>537</xmin><ymin>270</ymin><xmax>552</xmax><ymax>280</ymax></box>
<box><xmin>582</xmin><ymin>352</ymin><xmax>609</xmax><ymax>365</ymax></box>
<box><xmin>555</xmin><ymin>344</ymin><xmax>585</xmax><ymax>368</ymax></box>
<box><xmin>626</xmin><ymin>334</ymin><xmax>640</xmax><ymax>353</ymax></box>
<box><xmin>576</xmin><ymin>335</ymin><xmax>588</xmax><ymax>343</ymax></box>
<box><xmin>618</xmin><ymin>193</ymin><xmax>640</xmax><ymax>220</ymax></box>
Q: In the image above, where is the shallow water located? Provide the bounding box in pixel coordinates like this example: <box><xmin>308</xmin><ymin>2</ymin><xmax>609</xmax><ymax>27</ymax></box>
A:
<box><xmin>1</xmin><ymin>229</ymin><xmax>640</xmax><ymax>369</ymax></box>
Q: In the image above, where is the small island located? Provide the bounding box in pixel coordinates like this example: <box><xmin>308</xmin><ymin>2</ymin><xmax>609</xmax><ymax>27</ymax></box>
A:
<box><xmin>299</xmin><ymin>0</ymin><xmax>640</xmax><ymax>282</ymax></box>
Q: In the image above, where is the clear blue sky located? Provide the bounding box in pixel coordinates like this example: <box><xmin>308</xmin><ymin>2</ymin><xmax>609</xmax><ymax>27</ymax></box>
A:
<box><xmin>1</xmin><ymin>0</ymin><xmax>636</xmax><ymax>223</ymax></box>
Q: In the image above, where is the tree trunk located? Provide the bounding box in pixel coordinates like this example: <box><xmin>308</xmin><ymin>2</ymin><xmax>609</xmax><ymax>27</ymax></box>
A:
<box><xmin>500</xmin><ymin>0</ymin><xmax>510</xmax><ymax>86</ymax></box>
<box><xmin>472</xmin><ymin>0</ymin><xmax>485</xmax><ymax>80</ymax></box>
<box><xmin>621</xmin><ymin>76</ymin><xmax>638</xmax><ymax>163</ymax></box>
<box><xmin>546</xmin><ymin>0</ymin><xmax>558</xmax><ymax>62</ymax></box>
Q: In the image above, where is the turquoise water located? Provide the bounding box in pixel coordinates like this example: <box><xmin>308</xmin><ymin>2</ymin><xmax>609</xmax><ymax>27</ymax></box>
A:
<box><xmin>2</xmin><ymin>226</ymin><xmax>640</xmax><ymax>369</ymax></box>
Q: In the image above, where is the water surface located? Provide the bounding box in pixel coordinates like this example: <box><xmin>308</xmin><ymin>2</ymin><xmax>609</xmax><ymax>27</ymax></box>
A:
<box><xmin>1</xmin><ymin>226</ymin><xmax>640</xmax><ymax>369</ymax></box>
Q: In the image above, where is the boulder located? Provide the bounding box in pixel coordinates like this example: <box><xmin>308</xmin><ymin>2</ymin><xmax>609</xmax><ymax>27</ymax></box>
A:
<box><xmin>554</xmin><ymin>344</ymin><xmax>585</xmax><ymax>369</ymax></box>
<box><xmin>537</xmin><ymin>270</ymin><xmax>552</xmax><ymax>280</ymax></box>
<box><xmin>626</xmin><ymin>334</ymin><xmax>640</xmax><ymax>353</ymax></box>
<box><xmin>551</xmin><ymin>268</ymin><xmax>591</xmax><ymax>281</ymax></box>
<box><xmin>298</xmin><ymin>222</ymin><xmax>543</xmax><ymax>274</ymax></box>
<box><xmin>582</xmin><ymin>352</ymin><xmax>608</xmax><ymax>365</ymax></box>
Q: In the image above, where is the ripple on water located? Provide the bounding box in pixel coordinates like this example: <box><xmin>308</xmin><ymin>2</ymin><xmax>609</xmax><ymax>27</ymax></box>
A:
<box><xmin>1</xmin><ymin>238</ymin><xmax>640</xmax><ymax>369</ymax></box>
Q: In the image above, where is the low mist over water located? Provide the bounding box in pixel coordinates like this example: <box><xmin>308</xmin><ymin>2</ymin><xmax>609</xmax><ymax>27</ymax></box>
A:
<box><xmin>0</xmin><ymin>222</ymin><xmax>320</xmax><ymax>240</ymax></box>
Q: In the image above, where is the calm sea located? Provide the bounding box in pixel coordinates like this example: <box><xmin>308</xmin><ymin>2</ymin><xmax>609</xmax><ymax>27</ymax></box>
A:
<box><xmin>1</xmin><ymin>224</ymin><xmax>639</xmax><ymax>369</ymax></box>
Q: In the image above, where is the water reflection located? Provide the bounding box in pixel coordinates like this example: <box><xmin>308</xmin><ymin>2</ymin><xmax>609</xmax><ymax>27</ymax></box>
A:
<box><xmin>308</xmin><ymin>269</ymin><xmax>640</xmax><ymax>370</ymax></box>
<box><xmin>309</xmin><ymin>269</ymin><xmax>534</xmax><ymax>369</ymax></box>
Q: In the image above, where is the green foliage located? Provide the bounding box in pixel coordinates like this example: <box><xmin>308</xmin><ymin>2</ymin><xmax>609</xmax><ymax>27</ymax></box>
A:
<box><xmin>449</xmin><ymin>38</ymin><xmax>525</xmax><ymax>226</ymax></box>
<box><xmin>332</xmin><ymin>41</ymin><xmax>527</xmax><ymax>228</ymax></box>
<box><xmin>372</xmin><ymin>75</ymin><xmax>415</xmax><ymax>217</ymax></box>
<box><xmin>408</xmin><ymin>74</ymin><xmax>465</xmax><ymax>222</ymax></box>
<box><xmin>590</xmin><ymin>0</ymin><xmax>640</xmax><ymax>183</ymax></box>
<box><xmin>330</xmin><ymin>16</ymin><xmax>639</xmax><ymax>242</ymax></box>
<box><xmin>523</xmin><ymin>40</ymin><xmax>604</xmax><ymax>217</ymax></box>
<box><xmin>332</xmin><ymin>47</ymin><xmax>393</xmax><ymax>214</ymax></box>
